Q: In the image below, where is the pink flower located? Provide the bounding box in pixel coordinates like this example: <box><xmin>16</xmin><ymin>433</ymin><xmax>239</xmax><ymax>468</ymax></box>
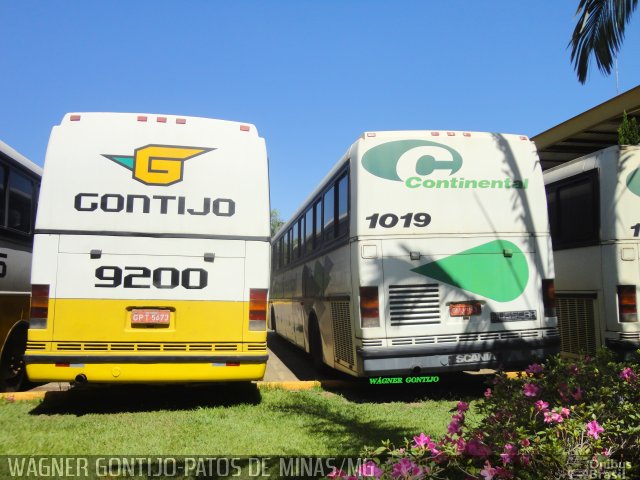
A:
<box><xmin>412</xmin><ymin>433</ymin><xmax>430</xmax><ymax>448</ymax></box>
<box><xmin>447</xmin><ymin>419</ymin><xmax>462</xmax><ymax>435</ymax></box>
<box><xmin>560</xmin><ymin>407</ymin><xmax>571</xmax><ymax>418</ymax></box>
<box><xmin>523</xmin><ymin>383</ymin><xmax>540</xmax><ymax>397</ymax></box>
<box><xmin>484</xmin><ymin>388</ymin><xmax>492</xmax><ymax>398</ymax></box>
<box><xmin>500</xmin><ymin>443</ymin><xmax>517</xmax><ymax>464</ymax></box>
<box><xmin>327</xmin><ymin>468</ymin><xmax>346</xmax><ymax>479</ymax></box>
<box><xmin>534</xmin><ymin>400</ymin><xmax>549</xmax><ymax>412</ymax></box>
<box><xmin>391</xmin><ymin>458</ymin><xmax>421</xmax><ymax>479</ymax></box>
<box><xmin>520</xmin><ymin>438</ymin><xmax>531</xmax><ymax>447</ymax></box>
<box><xmin>572</xmin><ymin>386</ymin><xmax>583</xmax><ymax>401</ymax></box>
<box><xmin>465</xmin><ymin>438</ymin><xmax>492</xmax><ymax>458</ymax></box>
<box><xmin>480</xmin><ymin>461</ymin><xmax>497</xmax><ymax>480</ymax></box>
<box><xmin>544</xmin><ymin>411</ymin><xmax>563</xmax><ymax>424</ymax></box>
<box><xmin>357</xmin><ymin>461</ymin><xmax>383</xmax><ymax>479</ymax></box>
<box><xmin>586</xmin><ymin>420</ymin><xmax>604</xmax><ymax>439</ymax></box>
<box><xmin>567</xmin><ymin>364</ymin><xmax>579</xmax><ymax>375</ymax></box>
<box><xmin>525</xmin><ymin>363</ymin><xmax>544</xmax><ymax>374</ymax></box>
<box><xmin>457</xmin><ymin>401</ymin><xmax>470</xmax><ymax>412</ymax></box>
<box><xmin>619</xmin><ymin>367</ymin><xmax>638</xmax><ymax>383</ymax></box>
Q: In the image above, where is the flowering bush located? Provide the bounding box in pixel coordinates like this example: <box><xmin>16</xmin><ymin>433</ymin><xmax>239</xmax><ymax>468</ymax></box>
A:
<box><xmin>328</xmin><ymin>349</ymin><xmax>639</xmax><ymax>479</ymax></box>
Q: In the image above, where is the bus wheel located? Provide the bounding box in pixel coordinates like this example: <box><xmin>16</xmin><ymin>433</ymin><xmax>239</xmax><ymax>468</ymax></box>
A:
<box><xmin>0</xmin><ymin>324</ymin><xmax>28</xmax><ymax>392</ymax></box>
<box><xmin>309</xmin><ymin>315</ymin><xmax>325</xmax><ymax>371</ymax></box>
<box><xmin>270</xmin><ymin>307</ymin><xmax>277</xmax><ymax>333</ymax></box>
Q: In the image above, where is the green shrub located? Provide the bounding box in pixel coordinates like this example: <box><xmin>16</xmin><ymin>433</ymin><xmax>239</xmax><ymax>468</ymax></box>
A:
<box><xmin>618</xmin><ymin>111</ymin><xmax>640</xmax><ymax>145</ymax></box>
<box><xmin>329</xmin><ymin>350</ymin><xmax>639</xmax><ymax>479</ymax></box>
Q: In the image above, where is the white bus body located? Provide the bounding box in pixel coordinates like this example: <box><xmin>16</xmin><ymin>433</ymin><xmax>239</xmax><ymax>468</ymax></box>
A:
<box><xmin>271</xmin><ymin>131</ymin><xmax>558</xmax><ymax>377</ymax></box>
<box><xmin>544</xmin><ymin>145</ymin><xmax>640</xmax><ymax>358</ymax></box>
<box><xmin>26</xmin><ymin>113</ymin><xmax>270</xmax><ymax>383</ymax></box>
<box><xmin>0</xmin><ymin>140</ymin><xmax>41</xmax><ymax>391</ymax></box>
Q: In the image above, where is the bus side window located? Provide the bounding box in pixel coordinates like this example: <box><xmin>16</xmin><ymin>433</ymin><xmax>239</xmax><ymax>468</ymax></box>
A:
<box><xmin>304</xmin><ymin>207</ymin><xmax>313</xmax><ymax>255</ymax></box>
<box><xmin>284</xmin><ymin>229</ymin><xmax>291</xmax><ymax>266</ymax></box>
<box><xmin>278</xmin><ymin>236</ymin><xmax>285</xmax><ymax>269</ymax></box>
<box><xmin>314</xmin><ymin>199</ymin><xmax>322</xmax><ymax>249</ymax></box>
<box><xmin>0</xmin><ymin>164</ymin><xmax>5</xmax><ymax>227</ymax></box>
<box><xmin>292</xmin><ymin>219</ymin><xmax>301</xmax><ymax>260</ymax></box>
<box><xmin>336</xmin><ymin>173</ymin><xmax>349</xmax><ymax>237</ymax></box>
<box><xmin>8</xmin><ymin>169</ymin><xmax>34</xmax><ymax>233</ymax></box>
<box><xmin>323</xmin><ymin>186</ymin><xmax>335</xmax><ymax>241</ymax></box>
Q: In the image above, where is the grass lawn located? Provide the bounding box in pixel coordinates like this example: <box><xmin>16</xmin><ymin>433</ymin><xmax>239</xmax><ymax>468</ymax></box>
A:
<box><xmin>0</xmin><ymin>381</ymin><xmax>483</xmax><ymax>456</ymax></box>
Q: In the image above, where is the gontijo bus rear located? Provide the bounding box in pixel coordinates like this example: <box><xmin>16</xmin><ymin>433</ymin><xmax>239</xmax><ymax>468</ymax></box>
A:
<box><xmin>26</xmin><ymin>113</ymin><xmax>270</xmax><ymax>383</ymax></box>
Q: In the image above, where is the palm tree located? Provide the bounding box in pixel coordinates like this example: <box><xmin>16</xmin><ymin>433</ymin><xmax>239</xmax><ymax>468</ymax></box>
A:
<box><xmin>570</xmin><ymin>0</ymin><xmax>638</xmax><ymax>84</ymax></box>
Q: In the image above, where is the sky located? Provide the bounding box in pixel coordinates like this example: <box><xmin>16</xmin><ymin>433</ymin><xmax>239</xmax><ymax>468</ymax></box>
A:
<box><xmin>1</xmin><ymin>1</ymin><xmax>639</xmax><ymax>221</ymax></box>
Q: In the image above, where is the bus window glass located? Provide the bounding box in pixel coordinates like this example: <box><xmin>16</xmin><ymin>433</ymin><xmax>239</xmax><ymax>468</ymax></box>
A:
<box><xmin>323</xmin><ymin>186</ymin><xmax>335</xmax><ymax>241</ymax></box>
<box><xmin>284</xmin><ymin>229</ymin><xmax>291</xmax><ymax>265</ymax></box>
<box><xmin>8</xmin><ymin>170</ymin><xmax>33</xmax><ymax>233</ymax></box>
<box><xmin>0</xmin><ymin>164</ymin><xmax>6</xmax><ymax>227</ymax></box>
<box><xmin>314</xmin><ymin>199</ymin><xmax>322</xmax><ymax>248</ymax></box>
<box><xmin>305</xmin><ymin>208</ymin><xmax>313</xmax><ymax>255</ymax></box>
<box><xmin>336</xmin><ymin>173</ymin><xmax>349</xmax><ymax>237</ymax></box>
<box><xmin>292</xmin><ymin>220</ymin><xmax>300</xmax><ymax>260</ymax></box>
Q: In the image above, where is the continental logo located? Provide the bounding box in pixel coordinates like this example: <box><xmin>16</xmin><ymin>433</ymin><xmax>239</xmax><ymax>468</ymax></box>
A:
<box><xmin>362</xmin><ymin>140</ymin><xmax>528</xmax><ymax>189</ymax></box>
<box><xmin>627</xmin><ymin>168</ymin><xmax>640</xmax><ymax>197</ymax></box>
<box><xmin>103</xmin><ymin>145</ymin><xmax>214</xmax><ymax>186</ymax></box>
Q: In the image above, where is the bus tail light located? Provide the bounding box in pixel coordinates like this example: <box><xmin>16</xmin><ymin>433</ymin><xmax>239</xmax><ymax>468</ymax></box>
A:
<box><xmin>542</xmin><ymin>279</ymin><xmax>556</xmax><ymax>317</ymax></box>
<box><xmin>249</xmin><ymin>288</ymin><xmax>268</xmax><ymax>330</ymax></box>
<box><xmin>360</xmin><ymin>287</ymin><xmax>380</xmax><ymax>328</ymax></box>
<box><xmin>618</xmin><ymin>285</ymin><xmax>638</xmax><ymax>323</ymax></box>
<box><xmin>30</xmin><ymin>284</ymin><xmax>50</xmax><ymax>329</ymax></box>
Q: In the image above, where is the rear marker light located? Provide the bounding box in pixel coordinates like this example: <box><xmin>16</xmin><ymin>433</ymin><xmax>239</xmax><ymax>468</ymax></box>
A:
<box><xmin>366</xmin><ymin>132</ymin><xmax>377</xmax><ymax>137</ymax></box>
<box><xmin>463</xmin><ymin>132</ymin><xmax>471</xmax><ymax>137</ymax></box>
<box><xmin>240</xmin><ymin>125</ymin><xmax>250</xmax><ymax>132</ymax></box>
<box><xmin>55</xmin><ymin>363</ymin><xmax>70</xmax><ymax>368</ymax></box>
<box><xmin>30</xmin><ymin>284</ymin><xmax>50</xmax><ymax>329</ymax></box>
<box><xmin>618</xmin><ymin>285</ymin><xmax>637</xmax><ymax>323</ymax></box>
<box><xmin>449</xmin><ymin>302</ymin><xmax>482</xmax><ymax>317</ymax></box>
<box><xmin>70</xmin><ymin>115</ymin><xmax>81</xmax><ymax>121</ymax></box>
<box><xmin>226</xmin><ymin>362</ymin><xmax>240</xmax><ymax>367</ymax></box>
<box><xmin>137</xmin><ymin>116</ymin><xmax>148</xmax><ymax>122</ymax></box>
<box><xmin>447</xmin><ymin>132</ymin><xmax>455</xmax><ymax>136</ymax></box>
<box><xmin>157</xmin><ymin>117</ymin><xmax>167</xmax><ymax>123</ymax></box>
<box><xmin>431</xmin><ymin>132</ymin><xmax>440</xmax><ymax>136</ymax></box>
<box><xmin>176</xmin><ymin>118</ymin><xmax>186</xmax><ymax>124</ymax></box>
<box><xmin>542</xmin><ymin>279</ymin><xmax>556</xmax><ymax>317</ymax></box>
<box><xmin>520</xmin><ymin>136</ymin><xmax>528</xmax><ymax>141</ymax></box>
<box><xmin>360</xmin><ymin>286</ymin><xmax>380</xmax><ymax>328</ymax></box>
<box><xmin>249</xmin><ymin>288</ymin><xmax>268</xmax><ymax>330</ymax></box>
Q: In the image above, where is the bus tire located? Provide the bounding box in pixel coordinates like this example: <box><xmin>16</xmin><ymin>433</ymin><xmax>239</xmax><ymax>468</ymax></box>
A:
<box><xmin>0</xmin><ymin>321</ymin><xmax>28</xmax><ymax>392</ymax></box>
<box><xmin>270</xmin><ymin>307</ymin><xmax>277</xmax><ymax>333</ymax></box>
<box><xmin>308</xmin><ymin>314</ymin><xmax>325</xmax><ymax>371</ymax></box>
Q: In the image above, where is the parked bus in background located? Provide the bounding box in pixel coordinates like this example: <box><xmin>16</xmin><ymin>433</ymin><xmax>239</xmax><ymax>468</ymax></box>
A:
<box><xmin>25</xmin><ymin>113</ymin><xmax>270</xmax><ymax>384</ymax></box>
<box><xmin>0</xmin><ymin>140</ymin><xmax>41</xmax><ymax>391</ymax></box>
<box><xmin>270</xmin><ymin>130</ymin><xmax>559</xmax><ymax>377</ymax></box>
<box><xmin>544</xmin><ymin>145</ymin><xmax>640</xmax><ymax>359</ymax></box>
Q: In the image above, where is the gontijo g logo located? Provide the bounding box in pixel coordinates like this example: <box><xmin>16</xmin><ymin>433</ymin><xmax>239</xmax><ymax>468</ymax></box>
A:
<box><xmin>361</xmin><ymin>140</ymin><xmax>529</xmax><ymax>190</ymax></box>
<box><xmin>103</xmin><ymin>145</ymin><xmax>213</xmax><ymax>186</ymax></box>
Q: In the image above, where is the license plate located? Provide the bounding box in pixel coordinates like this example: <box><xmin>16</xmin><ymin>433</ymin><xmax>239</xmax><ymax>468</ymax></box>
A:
<box><xmin>449</xmin><ymin>303</ymin><xmax>480</xmax><ymax>316</ymax></box>
<box><xmin>131</xmin><ymin>309</ymin><xmax>170</xmax><ymax>325</ymax></box>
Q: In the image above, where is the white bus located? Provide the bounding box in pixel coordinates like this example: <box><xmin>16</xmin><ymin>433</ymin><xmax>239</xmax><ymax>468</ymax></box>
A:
<box><xmin>0</xmin><ymin>140</ymin><xmax>41</xmax><ymax>391</ymax></box>
<box><xmin>544</xmin><ymin>145</ymin><xmax>640</xmax><ymax>359</ymax></box>
<box><xmin>25</xmin><ymin>112</ymin><xmax>270</xmax><ymax>384</ymax></box>
<box><xmin>270</xmin><ymin>130</ymin><xmax>559</xmax><ymax>377</ymax></box>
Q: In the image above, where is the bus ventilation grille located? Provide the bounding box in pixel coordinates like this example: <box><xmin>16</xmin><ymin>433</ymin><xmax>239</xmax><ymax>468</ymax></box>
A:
<box><xmin>53</xmin><ymin>342</ymin><xmax>240</xmax><ymax>352</ymax></box>
<box><xmin>26</xmin><ymin>342</ymin><xmax>46</xmax><ymax>351</ymax></box>
<box><xmin>557</xmin><ymin>296</ymin><xmax>597</xmax><ymax>356</ymax></box>
<box><xmin>388</xmin><ymin>284</ymin><xmax>440</xmax><ymax>326</ymax></box>
<box><xmin>331</xmin><ymin>301</ymin><xmax>354</xmax><ymax>366</ymax></box>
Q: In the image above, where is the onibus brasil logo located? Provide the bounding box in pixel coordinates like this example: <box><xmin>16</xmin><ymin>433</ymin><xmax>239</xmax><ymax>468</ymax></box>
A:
<box><xmin>103</xmin><ymin>145</ymin><xmax>214</xmax><ymax>186</ymax></box>
<box><xmin>361</xmin><ymin>140</ymin><xmax>528</xmax><ymax>190</ymax></box>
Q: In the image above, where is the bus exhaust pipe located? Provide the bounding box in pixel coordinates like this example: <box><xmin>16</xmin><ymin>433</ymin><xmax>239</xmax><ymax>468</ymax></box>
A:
<box><xmin>75</xmin><ymin>374</ymin><xmax>88</xmax><ymax>384</ymax></box>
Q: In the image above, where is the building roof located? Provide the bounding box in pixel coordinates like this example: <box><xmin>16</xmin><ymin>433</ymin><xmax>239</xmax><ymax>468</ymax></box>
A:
<box><xmin>533</xmin><ymin>85</ymin><xmax>640</xmax><ymax>170</ymax></box>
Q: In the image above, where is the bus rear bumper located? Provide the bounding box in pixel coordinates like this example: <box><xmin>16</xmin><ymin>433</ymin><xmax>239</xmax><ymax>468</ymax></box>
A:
<box><xmin>358</xmin><ymin>338</ymin><xmax>559</xmax><ymax>376</ymax></box>
<box><xmin>24</xmin><ymin>354</ymin><xmax>268</xmax><ymax>383</ymax></box>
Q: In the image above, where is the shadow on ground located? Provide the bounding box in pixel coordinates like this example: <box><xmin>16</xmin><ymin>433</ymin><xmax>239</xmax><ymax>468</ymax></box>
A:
<box><xmin>28</xmin><ymin>382</ymin><xmax>261</xmax><ymax>416</ymax></box>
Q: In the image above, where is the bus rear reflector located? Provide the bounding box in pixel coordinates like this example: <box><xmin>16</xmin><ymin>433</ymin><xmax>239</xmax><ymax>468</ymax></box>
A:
<box><xmin>360</xmin><ymin>287</ymin><xmax>379</xmax><ymax>328</ymax></box>
<box><xmin>249</xmin><ymin>288</ymin><xmax>268</xmax><ymax>330</ymax></box>
<box><xmin>618</xmin><ymin>285</ymin><xmax>638</xmax><ymax>323</ymax></box>
<box><xmin>542</xmin><ymin>279</ymin><xmax>556</xmax><ymax>317</ymax></box>
<box><xmin>449</xmin><ymin>302</ymin><xmax>481</xmax><ymax>317</ymax></box>
<box><xmin>30</xmin><ymin>284</ymin><xmax>50</xmax><ymax>329</ymax></box>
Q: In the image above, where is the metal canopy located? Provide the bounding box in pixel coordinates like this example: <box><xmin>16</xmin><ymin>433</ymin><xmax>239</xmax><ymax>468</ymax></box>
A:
<box><xmin>533</xmin><ymin>85</ymin><xmax>640</xmax><ymax>170</ymax></box>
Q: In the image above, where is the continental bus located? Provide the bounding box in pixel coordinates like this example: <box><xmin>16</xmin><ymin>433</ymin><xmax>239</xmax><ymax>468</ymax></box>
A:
<box><xmin>270</xmin><ymin>130</ymin><xmax>559</xmax><ymax>377</ymax></box>
<box><xmin>544</xmin><ymin>145</ymin><xmax>640</xmax><ymax>359</ymax></box>
<box><xmin>25</xmin><ymin>112</ymin><xmax>270</xmax><ymax>383</ymax></box>
<box><xmin>0</xmin><ymin>140</ymin><xmax>41</xmax><ymax>391</ymax></box>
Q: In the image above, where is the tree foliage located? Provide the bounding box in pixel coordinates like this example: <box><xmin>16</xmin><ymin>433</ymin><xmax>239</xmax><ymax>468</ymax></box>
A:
<box><xmin>570</xmin><ymin>0</ymin><xmax>638</xmax><ymax>84</ymax></box>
